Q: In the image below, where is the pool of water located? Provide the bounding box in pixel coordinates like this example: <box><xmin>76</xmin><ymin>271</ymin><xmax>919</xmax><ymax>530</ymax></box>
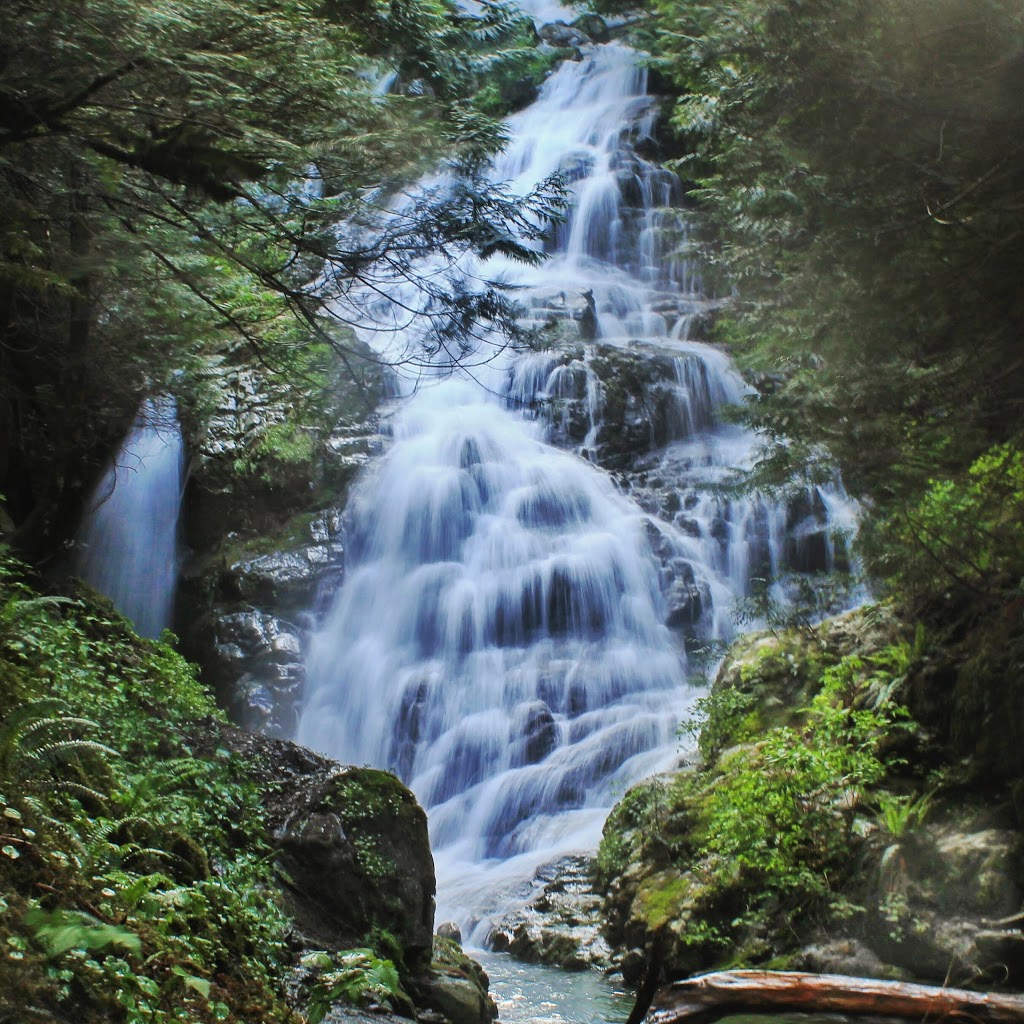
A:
<box><xmin>473</xmin><ymin>951</ymin><xmax>632</xmax><ymax>1024</ymax></box>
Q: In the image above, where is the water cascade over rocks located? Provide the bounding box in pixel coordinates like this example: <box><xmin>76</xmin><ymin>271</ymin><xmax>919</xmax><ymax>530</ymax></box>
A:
<box><xmin>75</xmin><ymin>396</ymin><xmax>185</xmax><ymax>639</ymax></box>
<box><xmin>299</xmin><ymin>7</ymin><xmax>859</xmax><ymax>941</ymax></box>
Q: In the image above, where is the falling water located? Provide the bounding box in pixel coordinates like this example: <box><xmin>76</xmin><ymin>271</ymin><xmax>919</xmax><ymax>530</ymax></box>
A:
<box><xmin>298</xmin><ymin>5</ymin><xmax>859</xmax><ymax>941</ymax></box>
<box><xmin>75</xmin><ymin>396</ymin><xmax>185</xmax><ymax>639</ymax></box>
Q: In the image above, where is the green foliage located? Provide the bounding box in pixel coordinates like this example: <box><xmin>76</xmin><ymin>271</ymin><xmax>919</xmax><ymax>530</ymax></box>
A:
<box><xmin>0</xmin><ymin>0</ymin><xmax>566</xmax><ymax>554</ymax></box>
<box><xmin>600</xmin><ymin>629</ymin><xmax>919</xmax><ymax>961</ymax></box>
<box><xmin>683</xmin><ymin>686</ymin><xmax>760</xmax><ymax>762</ymax></box>
<box><xmin>874</xmin><ymin>790</ymin><xmax>934</xmax><ymax>842</ymax></box>
<box><xmin>0</xmin><ymin>551</ymin><xmax>293</xmax><ymax>1022</ymax></box>
<box><xmin>887</xmin><ymin>442</ymin><xmax>1024</xmax><ymax>603</ymax></box>
<box><xmin>26</xmin><ymin>908</ymin><xmax>141</xmax><ymax>959</ymax></box>
<box><xmin>643</xmin><ymin>0</ymin><xmax>1024</xmax><ymax>610</ymax></box>
<box><xmin>694</xmin><ymin>657</ymin><xmax>902</xmax><ymax>922</ymax></box>
<box><xmin>302</xmin><ymin>948</ymin><xmax>405</xmax><ymax>1023</ymax></box>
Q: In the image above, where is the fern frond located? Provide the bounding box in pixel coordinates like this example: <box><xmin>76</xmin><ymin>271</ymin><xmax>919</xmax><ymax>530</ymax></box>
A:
<box><xmin>48</xmin><ymin>781</ymin><xmax>112</xmax><ymax>809</ymax></box>
<box><xmin>28</xmin><ymin>739</ymin><xmax>120</xmax><ymax>765</ymax></box>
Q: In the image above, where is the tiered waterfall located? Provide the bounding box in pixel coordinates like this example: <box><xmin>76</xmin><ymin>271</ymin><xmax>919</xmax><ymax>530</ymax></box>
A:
<box><xmin>298</xmin><ymin>11</ymin><xmax>858</xmax><ymax>938</ymax></box>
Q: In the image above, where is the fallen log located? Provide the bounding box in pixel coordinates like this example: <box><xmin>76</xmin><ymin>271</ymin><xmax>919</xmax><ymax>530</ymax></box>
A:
<box><xmin>644</xmin><ymin>969</ymin><xmax>1024</xmax><ymax>1023</ymax></box>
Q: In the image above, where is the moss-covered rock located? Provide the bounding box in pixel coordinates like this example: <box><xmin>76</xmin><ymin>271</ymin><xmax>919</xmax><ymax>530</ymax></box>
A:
<box><xmin>218</xmin><ymin>728</ymin><xmax>436</xmax><ymax>972</ymax></box>
<box><xmin>594</xmin><ymin>603</ymin><xmax>1024</xmax><ymax>998</ymax></box>
<box><xmin>409</xmin><ymin>936</ymin><xmax>497</xmax><ymax>1024</ymax></box>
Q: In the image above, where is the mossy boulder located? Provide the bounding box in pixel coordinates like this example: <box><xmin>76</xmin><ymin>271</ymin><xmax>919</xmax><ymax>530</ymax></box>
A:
<box><xmin>216</xmin><ymin>728</ymin><xmax>436</xmax><ymax>971</ymax></box>
<box><xmin>408</xmin><ymin>936</ymin><xmax>496</xmax><ymax>1024</ymax></box>
<box><xmin>595</xmin><ymin>603</ymin><xmax>1024</xmax><ymax>996</ymax></box>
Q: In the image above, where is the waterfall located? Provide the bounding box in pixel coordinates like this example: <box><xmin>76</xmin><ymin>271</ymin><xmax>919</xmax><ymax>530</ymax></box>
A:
<box><xmin>75</xmin><ymin>396</ymin><xmax>185</xmax><ymax>640</ymax></box>
<box><xmin>298</xmin><ymin>10</ymin><xmax>860</xmax><ymax>940</ymax></box>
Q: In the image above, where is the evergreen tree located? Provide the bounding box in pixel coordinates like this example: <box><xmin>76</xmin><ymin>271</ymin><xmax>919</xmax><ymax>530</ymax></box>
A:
<box><xmin>0</xmin><ymin>0</ymin><xmax>561</xmax><ymax>552</ymax></box>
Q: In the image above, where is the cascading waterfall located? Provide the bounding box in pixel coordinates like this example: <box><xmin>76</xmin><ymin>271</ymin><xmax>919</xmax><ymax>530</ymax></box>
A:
<box><xmin>299</xmin><ymin>5</ymin><xmax>860</xmax><ymax>942</ymax></box>
<box><xmin>300</xmin><ymin>382</ymin><xmax>692</xmax><ymax>933</ymax></box>
<box><xmin>75</xmin><ymin>396</ymin><xmax>185</xmax><ymax>640</ymax></box>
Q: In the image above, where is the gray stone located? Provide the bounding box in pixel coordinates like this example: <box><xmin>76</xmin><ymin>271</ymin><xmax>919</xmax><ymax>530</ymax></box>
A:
<box><xmin>492</xmin><ymin>855</ymin><xmax>613</xmax><ymax>971</ymax></box>
<box><xmin>538</xmin><ymin>21</ymin><xmax>589</xmax><ymax>49</ymax></box>
<box><xmin>570</xmin><ymin>13</ymin><xmax>609</xmax><ymax>43</ymax></box>
<box><xmin>437</xmin><ymin>921</ymin><xmax>463</xmax><ymax>944</ymax></box>
<box><xmin>216</xmin><ymin>727</ymin><xmax>436</xmax><ymax>970</ymax></box>
<box><xmin>794</xmin><ymin>939</ymin><xmax>900</xmax><ymax>979</ymax></box>
<box><xmin>511</xmin><ymin>701</ymin><xmax>558</xmax><ymax>766</ymax></box>
<box><xmin>414</xmin><ymin>974</ymin><xmax>494</xmax><ymax>1024</ymax></box>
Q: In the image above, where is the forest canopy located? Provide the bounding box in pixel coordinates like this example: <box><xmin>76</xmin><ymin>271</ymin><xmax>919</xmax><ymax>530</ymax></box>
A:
<box><xmin>0</xmin><ymin>0</ymin><xmax>561</xmax><ymax>552</ymax></box>
<box><xmin>599</xmin><ymin>0</ymin><xmax>1024</xmax><ymax>614</ymax></box>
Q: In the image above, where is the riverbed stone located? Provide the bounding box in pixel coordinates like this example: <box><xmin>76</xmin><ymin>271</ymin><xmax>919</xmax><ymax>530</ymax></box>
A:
<box><xmin>408</xmin><ymin>936</ymin><xmax>497</xmax><ymax>1024</ymax></box>
<box><xmin>491</xmin><ymin>856</ymin><xmax>614</xmax><ymax>971</ymax></box>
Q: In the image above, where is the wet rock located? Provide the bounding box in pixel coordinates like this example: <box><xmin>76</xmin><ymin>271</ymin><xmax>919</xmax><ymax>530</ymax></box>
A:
<box><xmin>511</xmin><ymin>701</ymin><xmax>558</xmax><ymax>766</ymax></box>
<box><xmin>538</xmin><ymin>21</ymin><xmax>589</xmax><ymax>49</ymax></box>
<box><xmin>491</xmin><ymin>856</ymin><xmax>613</xmax><ymax>971</ymax></box>
<box><xmin>437</xmin><ymin>921</ymin><xmax>463</xmax><ymax>944</ymax></box>
<box><xmin>414</xmin><ymin>974</ymin><xmax>494</xmax><ymax>1024</ymax></box>
<box><xmin>177</xmin><ymin>340</ymin><xmax>382</xmax><ymax>740</ymax></box>
<box><xmin>215</xmin><ymin>727</ymin><xmax>436</xmax><ymax>969</ymax></box>
<box><xmin>662</xmin><ymin>554</ymin><xmax>710</xmax><ymax>634</ymax></box>
<box><xmin>410</xmin><ymin>936</ymin><xmax>497</xmax><ymax>1024</ymax></box>
<box><xmin>178</xmin><ymin>503</ymin><xmax>352</xmax><ymax>736</ymax></box>
<box><xmin>571</xmin><ymin>14</ymin><xmax>610</xmax><ymax>43</ymax></box>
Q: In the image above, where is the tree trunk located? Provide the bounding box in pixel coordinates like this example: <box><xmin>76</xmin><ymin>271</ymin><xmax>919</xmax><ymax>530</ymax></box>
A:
<box><xmin>645</xmin><ymin>969</ymin><xmax>1024</xmax><ymax>1023</ymax></box>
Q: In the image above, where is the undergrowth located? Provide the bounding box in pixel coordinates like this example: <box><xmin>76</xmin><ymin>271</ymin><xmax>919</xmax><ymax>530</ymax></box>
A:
<box><xmin>0</xmin><ymin>551</ymin><xmax>293</xmax><ymax>1023</ymax></box>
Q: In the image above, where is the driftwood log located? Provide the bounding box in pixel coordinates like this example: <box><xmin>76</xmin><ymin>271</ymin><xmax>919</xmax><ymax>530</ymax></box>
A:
<box><xmin>644</xmin><ymin>970</ymin><xmax>1024</xmax><ymax>1023</ymax></box>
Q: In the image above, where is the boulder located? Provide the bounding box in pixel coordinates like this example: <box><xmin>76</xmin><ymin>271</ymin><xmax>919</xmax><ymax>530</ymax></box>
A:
<box><xmin>437</xmin><ymin>921</ymin><xmax>463</xmax><ymax>944</ymax></box>
<box><xmin>511</xmin><ymin>701</ymin><xmax>558</xmax><ymax>766</ymax></box>
<box><xmin>410</xmin><ymin>936</ymin><xmax>497</xmax><ymax>1024</ymax></box>
<box><xmin>215</xmin><ymin>727</ymin><xmax>436</xmax><ymax>970</ymax></box>
<box><xmin>571</xmin><ymin>14</ymin><xmax>610</xmax><ymax>43</ymax></box>
<box><xmin>538</xmin><ymin>21</ymin><xmax>589</xmax><ymax>49</ymax></box>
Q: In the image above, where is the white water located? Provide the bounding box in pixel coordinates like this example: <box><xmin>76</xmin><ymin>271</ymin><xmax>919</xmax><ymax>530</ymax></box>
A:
<box><xmin>298</xmin><ymin>4</ymin><xmax>859</xmax><ymax>942</ymax></box>
<box><xmin>74</xmin><ymin>396</ymin><xmax>185</xmax><ymax>639</ymax></box>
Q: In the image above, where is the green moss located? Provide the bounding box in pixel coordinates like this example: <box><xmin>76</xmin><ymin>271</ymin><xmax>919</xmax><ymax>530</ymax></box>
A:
<box><xmin>599</xmin><ymin>610</ymin><xmax>926</xmax><ymax>978</ymax></box>
<box><xmin>219</xmin><ymin>509</ymin><xmax>321</xmax><ymax>565</ymax></box>
<box><xmin>636</xmin><ymin>871</ymin><xmax>691</xmax><ymax>931</ymax></box>
<box><xmin>332</xmin><ymin>768</ymin><xmax>410</xmax><ymax>824</ymax></box>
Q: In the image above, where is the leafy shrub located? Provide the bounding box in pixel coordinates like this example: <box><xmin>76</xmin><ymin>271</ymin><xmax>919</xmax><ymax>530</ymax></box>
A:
<box><xmin>888</xmin><ymin>442</ymin><xmax>1024</xmax><ymax>605</ymax></box>
<box><xmin>0</xmin><ymin>551</ymin><xmax>292</xmax><ymax>1023</ymax></box>
<box><xmin>301</xmin><ymin>948</ymin><xmax>406</xmax><ymax>1023</ymax></box>
<box><xmin>694</xmin><ymin>657</ymin><xmax>903</xmax><ymax>923</ymax></box>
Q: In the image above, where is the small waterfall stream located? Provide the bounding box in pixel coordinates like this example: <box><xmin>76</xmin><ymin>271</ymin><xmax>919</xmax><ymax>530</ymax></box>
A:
<box><xmin>298</xmin><ymin>1</ymin><xmax>859</xmax><ymax>954</ymax></box>
<box><xmin>74</xmin><ymin>396</ymin><xmax>185</xmax><ymax>639</ymax></box>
